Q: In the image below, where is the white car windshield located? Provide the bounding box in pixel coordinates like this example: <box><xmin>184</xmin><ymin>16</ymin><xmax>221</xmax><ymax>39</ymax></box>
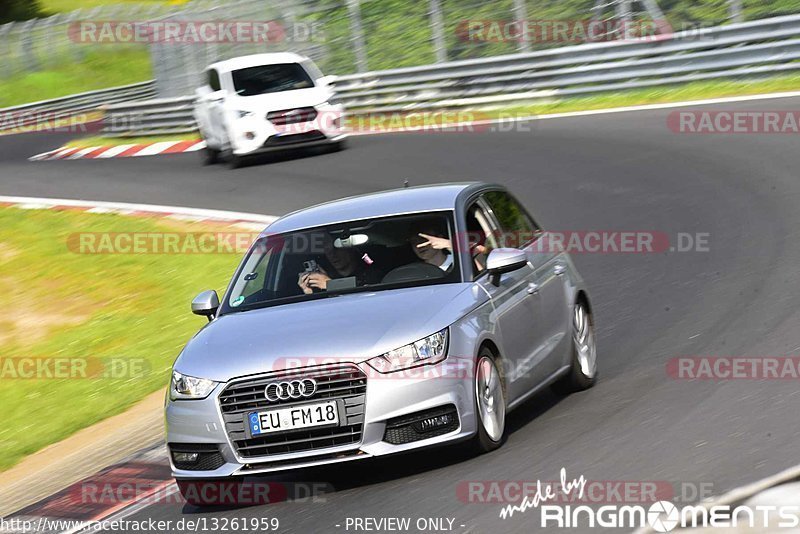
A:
<box><xmin>221</xmin><ymin>212</ymin><xmax>462</xmax><ymax>313</ymax></box>
<box><xmin>231</xmin><ymin>63</ymin><xmax>314</xmax><ymax>96</ymax></box>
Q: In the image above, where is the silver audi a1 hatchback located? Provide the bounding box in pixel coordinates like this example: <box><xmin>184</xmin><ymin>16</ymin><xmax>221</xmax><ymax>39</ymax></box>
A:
<box><xmin>165</xmin><ymin>182</ymin><xmax>597</xmax><ymax>502</ymax></box>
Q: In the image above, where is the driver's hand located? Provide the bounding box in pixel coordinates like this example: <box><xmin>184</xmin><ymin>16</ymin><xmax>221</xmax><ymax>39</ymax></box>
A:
<box><xmin>417</xmin><ymin>233</ymin><xmax>452</xmax><ymax>252</ymax></box>
<box><xmin>298</xmin><ymin>271</ymin><xmax>332</xmax><ymax>294</ymax></box>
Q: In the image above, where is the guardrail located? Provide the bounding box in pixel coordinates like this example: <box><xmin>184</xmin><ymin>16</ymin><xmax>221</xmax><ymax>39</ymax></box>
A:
<box><xmin>100</xmin><ymin>14</ymin><xmax>800</xmax><ymax>137</ymax></box>
<box><xmin>0</xmin><ymin>81</ymin><xmax>156</xmax><ymax>131</ymax></box>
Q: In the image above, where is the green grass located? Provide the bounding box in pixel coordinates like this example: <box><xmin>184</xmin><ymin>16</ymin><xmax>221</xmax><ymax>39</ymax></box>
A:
<box><xmin>40</xmin><ymin>0</ymin><xmax>172</xmax><ymax>15</ymax></box>
<box><xmin>490</xmin><ymin>74</ymin><xmax>800</xmax><ymax>117</ymax></box>
<box><xmin>0</xmin><ymin>49</ymin><xmax>151</xmax><ymax>108</ymax></box>
<box><xmin>65</xmin><ymin>134</ymin><xmax>199</xmax><ymax>149</ymax></box>
<box><xmin>0</xmin><ymin>207</ymin><xmax>244</xmax><ymax>471</ymax></box>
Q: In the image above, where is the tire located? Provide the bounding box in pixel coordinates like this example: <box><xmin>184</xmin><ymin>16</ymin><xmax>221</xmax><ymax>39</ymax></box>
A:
<box><xmin>552</xmin><ymin>300</ymin><xmax>598</xmax><ymax>395</ymax></box>
<box><xmin>470</xmin><ymin>347</ymin><xmax>507</xmax><ymax>454</ymax></box>
<box><xmin>228</xmin><ymin>153</ymin><xmax>244</xmax><ymax>169</ymax></box>
<box><xmin>201</xmin><ymin>146</ymin><xmax>219</xmax><ymax>165</ymax></box>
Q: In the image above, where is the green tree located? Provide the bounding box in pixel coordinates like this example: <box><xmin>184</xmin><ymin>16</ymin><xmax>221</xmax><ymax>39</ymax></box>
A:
<box><xmin>0</xmin><ymin>0</ymin><xmax>41</xmax><ymax>23</ymax></box>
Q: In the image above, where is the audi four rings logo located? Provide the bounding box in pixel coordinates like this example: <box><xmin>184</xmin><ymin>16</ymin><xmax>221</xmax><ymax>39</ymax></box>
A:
<box><xmin>265</xmin><ymin>379</ymin><xmax>317</xmax><ymax>401</ymax></box>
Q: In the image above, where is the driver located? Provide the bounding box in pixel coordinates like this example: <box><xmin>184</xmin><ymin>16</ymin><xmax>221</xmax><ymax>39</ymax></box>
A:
<box><xmin>297</xmin><ymin>233</ymin><xmax>379</xmax><ymax>294</ymax></box>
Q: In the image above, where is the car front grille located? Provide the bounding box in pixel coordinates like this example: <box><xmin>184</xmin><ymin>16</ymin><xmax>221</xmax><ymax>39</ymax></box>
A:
<box><xmin>266</xmin><ymin>107</ymin><xmax>318</xmax><ymax>125</ymax></box>
<box><xmin>219</xmin><ymin>364</ymin><xmax>366</xmax><ymax>459</ymax></box>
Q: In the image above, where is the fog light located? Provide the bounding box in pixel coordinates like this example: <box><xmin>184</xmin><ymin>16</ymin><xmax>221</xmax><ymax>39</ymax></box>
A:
<box><xmin>414</xmin><ymin>413</ymin><xmax>455</xmax><ymax>433</ymax></box>
<box><xmin>172</xmin><ymin>452</ymin><xmax>199</xmax><ymax>463</ymax></box>
<box><xmin>244</xmin><ymin>131</ymin><xmax>256</xmax><ymax>140</ymax></box>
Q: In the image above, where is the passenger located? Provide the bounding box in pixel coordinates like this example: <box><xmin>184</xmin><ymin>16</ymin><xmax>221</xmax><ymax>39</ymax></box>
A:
<box><xmin>409</xmin><ymin>224</ymin><xmax>455</xmax><ymax>273</ymax></box>
<box><xmin>411</xmin><ymin>220</ymin><xmax>489</xmax><ymax>273</ymax></box>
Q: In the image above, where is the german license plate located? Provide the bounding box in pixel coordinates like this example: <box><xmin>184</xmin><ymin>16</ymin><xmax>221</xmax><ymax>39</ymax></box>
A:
<box><xmin>248</xmin><ymin>400</ymin><xmax>338</xmax><ymax>436</ymax></box>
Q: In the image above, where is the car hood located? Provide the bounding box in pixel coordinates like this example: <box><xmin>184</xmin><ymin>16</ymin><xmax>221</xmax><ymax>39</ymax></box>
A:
<box><xmin>174</xmin><ymin>283</ymin><xmax>486</xmax><ymax>382</ymax></box>
<box><xmin>231</xmin><ymin>87</ymin><xmax>330</xmax><ymax>113</ymax></box>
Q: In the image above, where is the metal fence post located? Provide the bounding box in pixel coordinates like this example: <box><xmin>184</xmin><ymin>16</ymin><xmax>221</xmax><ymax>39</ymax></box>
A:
<box><xmin>512</xmin><ymin>0</ymin><xmax>530</xmax><ymax>53</ymax></box>
<box><xmin>346</xmin><ymin>0</ymin><xmax>368</xmax><ymax>73</ymax></box>
<box><xmin>729</xmin><ymin>0</ymin><xmax>743</xmax><ymax>23</ymax></box>
<box><xmin>0</xmin><ymin>23</ymin><xmax>15</xmax><ymax>77</ymax></box>
<box><xmin>20</xmin><ymin>20</ymin><xmax>39</xmax><ymax>71</ymax></box>
<box><xmin>615</xmin><ymin>0</ymin><xmax>633</xmax><ymax>40</ymax></box>
<box><xmin>428</xmin><ymin>0</ymin><xmax>447</xmax><ymax>63</ymax></box>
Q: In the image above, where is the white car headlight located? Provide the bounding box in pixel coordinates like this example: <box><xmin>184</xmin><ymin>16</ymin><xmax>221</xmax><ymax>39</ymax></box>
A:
<box><xmin>170</xmin><ymin>370</ymin><xmax>218</xmax><ymax>400</ymax></box>
<box><xmin>366</xmin><ymin>329</ymin><xmax>448</xmax><ymax>374</ymax></box>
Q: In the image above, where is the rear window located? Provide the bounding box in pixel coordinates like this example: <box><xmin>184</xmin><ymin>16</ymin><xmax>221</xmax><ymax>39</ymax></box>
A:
<box><xmin>231</xmin><ymin>63</ymin><xmax>314</xmax><ymax>96</ymax></box>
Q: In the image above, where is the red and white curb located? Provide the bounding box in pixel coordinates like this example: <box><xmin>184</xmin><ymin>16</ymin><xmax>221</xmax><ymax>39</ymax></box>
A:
<box><xmin>29</xmin><ymin>140</ymin><xmax>206</xmax><ymax>161</ymax></box>
<box><xmin>0</xmin><ymin>195</ymin><xmax>276</xmax><ymax>231</ymax></box>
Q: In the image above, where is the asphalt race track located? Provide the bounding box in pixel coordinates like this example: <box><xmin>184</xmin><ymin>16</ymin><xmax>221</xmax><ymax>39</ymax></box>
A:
<box><xmin>2</xmin><ymin>96</ymin><xmax>800</xmax><ymax>532</ymax></box>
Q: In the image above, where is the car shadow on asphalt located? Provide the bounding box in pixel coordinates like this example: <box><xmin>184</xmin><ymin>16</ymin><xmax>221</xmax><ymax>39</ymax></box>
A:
<box><xmin>227</xmin><ymin>144</ymin><xmax>345</xmax><ymax>168</ymax></box>
<box><xmin>180</xmin><ymin>388</ymin><xmax>564</xmax><ymax>514</ymax></box>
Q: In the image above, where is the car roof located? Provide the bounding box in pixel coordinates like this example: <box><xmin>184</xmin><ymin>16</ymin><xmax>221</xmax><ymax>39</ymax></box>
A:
<box><xmin>264</xmin><ymin>182</ymin><xmax>489</xmax><ymax>235</ymax></box>
<box><xmin>207</xmin><ymin>53</ymin><xmax>309</xmax><ymax>73</ymax></box>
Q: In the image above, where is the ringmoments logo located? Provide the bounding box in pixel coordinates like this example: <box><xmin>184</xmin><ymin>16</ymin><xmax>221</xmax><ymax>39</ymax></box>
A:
<box><xmin>499</xmin><ymin>469</ymin><xmax>800</xmax><ymax>531</ymax></box>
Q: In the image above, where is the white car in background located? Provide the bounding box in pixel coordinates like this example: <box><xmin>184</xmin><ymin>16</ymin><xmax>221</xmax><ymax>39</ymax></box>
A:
<box><xmin>194</xmin><ymin>52</ymin><xmax>347</xmax><ymax>168</ymax></box>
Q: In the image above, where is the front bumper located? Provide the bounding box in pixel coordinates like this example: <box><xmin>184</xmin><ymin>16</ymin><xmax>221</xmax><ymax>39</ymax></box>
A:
<box><xmin>165</xmin><ymin>359</ymin><xmax>477</xmax><ymax>478</ymax></box>
<box><xmin>228</xmin><ymin>103</ymin><xmax>347</xmax><ymax>156</ymax></box>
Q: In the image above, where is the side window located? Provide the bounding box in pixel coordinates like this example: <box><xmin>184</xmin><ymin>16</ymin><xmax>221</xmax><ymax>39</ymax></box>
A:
<box><xmin>208</xmin><ymin>69</ymin><xmax>221</xmax><ymax>92</ymax></box>
<box><xmin>483</xmin><ymin>191</ymin><xmax>541</xmax><ymax>248</ymax></box>
<box><xmin>465</xmin><ymin>201</ymin><xmax>499</xmax><ymax>278</ymax></box>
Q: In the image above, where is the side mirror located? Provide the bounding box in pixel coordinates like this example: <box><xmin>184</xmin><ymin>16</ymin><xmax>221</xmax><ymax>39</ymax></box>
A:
<box><xmin>192</xmin><ymin>290</ymin><xmax>219</xmax><ymax>321</ymax></box>
<box><xmin>486</xmin><ymin>248</ymin><xmax>528</xmax><ymax>286</ymax></box>
<box><xmin>317</xmin><ymin>75</ymin><xmax>337</xmax><ymax>87</ymax></box>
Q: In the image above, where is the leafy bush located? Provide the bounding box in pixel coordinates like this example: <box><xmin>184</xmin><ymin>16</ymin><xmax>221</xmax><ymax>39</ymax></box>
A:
<box><xmin>0</xmin><ymin>0</ymin><xmax>42</xmax><ymax>23</ymax></box>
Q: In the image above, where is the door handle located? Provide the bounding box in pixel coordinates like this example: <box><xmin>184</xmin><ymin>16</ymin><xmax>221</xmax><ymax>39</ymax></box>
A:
<box><xmin>553</xmin><ymin>264</ymin><xmax>566</xmax><ymax>276</ymax></box>
<box><xmin>526</xmin><ymin>282</ymin><xmax>540</xmax><ymax>295</ymax></box>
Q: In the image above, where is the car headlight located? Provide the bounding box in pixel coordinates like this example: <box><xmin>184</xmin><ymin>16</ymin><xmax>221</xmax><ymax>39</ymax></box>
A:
<box><xmin>170</xmin><ymin>370</ymin><xmax>218</xmax><ymax>400</ymax></box>
<box><xmin>366</xmin><ymin>329</ymin><xmax>448</xmax><ymax>373</ymax></box>
<box><xmin>235</xmin><ymin>110</ymin><xmax>254</xmax><ymax>118</ymax></box>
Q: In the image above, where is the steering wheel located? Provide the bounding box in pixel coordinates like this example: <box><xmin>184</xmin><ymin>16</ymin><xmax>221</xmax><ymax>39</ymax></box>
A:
<box><xmin>381</xmin><ymin>262</ymin><xmax>445</xmax><ymax>284</ymax></box>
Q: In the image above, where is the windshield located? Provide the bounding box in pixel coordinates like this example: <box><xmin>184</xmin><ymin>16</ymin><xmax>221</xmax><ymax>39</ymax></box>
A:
<box><xmin>231</xmin><ymin>63</ymin><xmax>314</xmax><ymax>96</ymax></box>
<box><xmin>221</xmin><ymin>212</ymin><xmax>460</xmax><ymax>314</ymax></box>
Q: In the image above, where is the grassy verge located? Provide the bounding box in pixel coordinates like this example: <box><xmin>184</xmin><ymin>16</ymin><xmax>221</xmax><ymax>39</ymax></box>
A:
<box><xmin>493</xmin><ymin>74</ymin><xmax>800</xmax><ymax>117</ymax></box>
<box><xmin>64</xmin><ymin>134</ymin><xmax>199</xmax><ymax>149</ymax></box>
<box><xmin>0</xmin><ymin>49</ymin><xmax>151</xmax><ymax>108</ymax></box>
<box><xmin>40</xmin><ymin>0</ymin><xmax>172</xmax><ymax>14</ymax></box>
<box><xmin>0</xmin><ymin>206</ymin><xmax>245</xmax><ymax>471</ymax></box>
